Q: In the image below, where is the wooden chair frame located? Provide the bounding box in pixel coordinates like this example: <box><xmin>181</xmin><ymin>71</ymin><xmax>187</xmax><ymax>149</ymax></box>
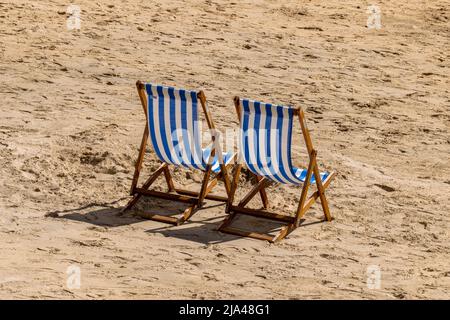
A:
<box><xmin>122</xmin><ymin>81</ymin><xmax>234</xmax><ymax>226</ymax></box>
<box><xmin>219</xmin><ymin>97</ymin><xmax>336</xmax><ymax>242</ymax></box>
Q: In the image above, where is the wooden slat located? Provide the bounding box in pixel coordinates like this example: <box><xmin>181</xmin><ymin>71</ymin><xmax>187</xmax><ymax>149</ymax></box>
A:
<box><xmin>219</xmin><ymin>226</ymin><xmax>274</xmax><ymax>242</ymax></box>
<box><xmin>230</xmin><ymin>206</ymin><xmax>294</xmax><ymax>223</ymax></box>
<box><xmin>238</xmin><ymin>177</ymin><xmax>270</xmax><ymax>207</ymax></box>
<box><xmin>136</xmin><ymin>212</ymin><xmax>179</xmax><ymax>225</ymax></box>
<box><xmin>141</xmin><ymin>163</ymin><xmax>167</xmax><ymax>190</ymax></box>
<box><xmin>299</xmin><ymin>171</ymin><xmax>336</xmax><ymax>216</ymax></box>
<box><xmin>175</xmin><ymin>188</ymin><xmax>228</xmax><ymax>202</ymax></box>
<box><xmin>134</xmin><ymin>188</ymin><xmax>198</xmax><ymax>204</ymax></box>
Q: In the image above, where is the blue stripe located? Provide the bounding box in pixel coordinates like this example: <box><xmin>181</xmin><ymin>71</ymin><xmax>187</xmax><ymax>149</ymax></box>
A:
<box><xmin>253</xmin><ymin>101</ymin><xmax>268</xmax><ymax>177</ymax></box>
<box><xmin>242</xmin><ymin>100</ymin><xmax>259</xmax><ymax>176</ymax></box>
<box><xmin>145</xmin><ymin>84</ymin><xmax>166</xmax><ymax>163</ymax></box>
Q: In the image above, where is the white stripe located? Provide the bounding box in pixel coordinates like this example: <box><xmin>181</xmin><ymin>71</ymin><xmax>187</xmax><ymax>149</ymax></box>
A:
<box><xmin>257</xmin><ymin>104</ymin><xmax>270</xmax><ymax>177</ymax></box>
<box><xmin>186</xmin><ymin>92</ymin><xmax>203</xmax><ymax>169</ymax></box>
<box><xmin>174</xmin><ymin>89</ymin><xmax>191</xmax><ymax>167</ymax></box>
<box><xmin>269</xmin><ymin>109</ymin><xmax>288</xmax><ymax>184</ymax></box>
<box><xmin>279</xmin><ymin>108</ymin><xmax>302</xmax><ymax>184</ymax></box>
<box><xmin>162</xmin><ymin>87</ymin><xmax>181</xmax><ymax>165</ymax></box>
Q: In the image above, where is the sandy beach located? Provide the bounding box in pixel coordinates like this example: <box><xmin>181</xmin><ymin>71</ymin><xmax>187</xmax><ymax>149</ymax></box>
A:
<box><xmin>0</xmin><ymin>0</ymin><xmax>449</xmax><ymax>299</ymax></box>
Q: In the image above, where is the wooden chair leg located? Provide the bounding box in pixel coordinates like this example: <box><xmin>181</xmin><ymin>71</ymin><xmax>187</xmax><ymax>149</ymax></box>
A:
<box><xmin>226</xmin><ymin>164</ymin><xmax>242</xmax><ymax>213</ymax></box>
<box><xmin>219</xmin><ymin>163</ymin><xmax>231</xmax><ymax>197</ymax></box>
<box><xmin>217</xmin><ymin>212</ymin><xmax>237</xmax><ymax>231</ymax></box>
<box><xmin>298</xmin><ymin>109</ymin><xmax>333</xmax><ymax>222</ymax></box>
<box><xmin>272</xmin><ymin>223</ymin><xmax>296</xmax><ymax>243</ymax></box>
<box><xmin>197</xmin><ymin>165</ymin><xmax>212</xmax><ymax>208</ymax></box>
<box><xmin>129</xmin><ymin>126</ymin><xmax>149</xmax><ymax>195</ymax></box>
<box><xmin>253</xmin><ymin>174</ymin><xmax>269</xmax><ymax>209</ymax></box>
<box><xmin>176</xmin><ymin>203</ymin><xmax>198</xmax><ymax>225</ymax></box>
<box><xmin>218</xmin><ymin>153</ymin><xmax>238</xmax><ymax>198</ymax></box>
<box><xmin>295</xmin><ymin>150</ymin><xmax>316</xmax><ymax>227</ymax></box>
<box><xmin>312</xmin><ymin>158</ymin><xmax>332</xmax><ymax>221</ymax></box>
<box><xmin>163</xmin><ymin>165</ymin><xmax>175</xmax><ymax>192</ymax></box>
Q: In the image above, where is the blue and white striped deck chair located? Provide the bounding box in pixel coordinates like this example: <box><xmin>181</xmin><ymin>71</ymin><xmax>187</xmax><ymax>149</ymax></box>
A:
<box><xmin>124</xmin><ymin>81</ymin><xmax>235</xmax><ymax>225</ymax></box>
<box><xmin>219</xmin><ymin>96</ymin><xmax>336</xmax><ymax>242</ymax></box>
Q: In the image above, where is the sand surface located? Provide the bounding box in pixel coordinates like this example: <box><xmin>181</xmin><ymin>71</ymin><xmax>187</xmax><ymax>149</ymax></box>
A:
<box><xmin>0</xmin><ymin>0</ymin><xmax>449</xmax><ymax>299</ymax></box>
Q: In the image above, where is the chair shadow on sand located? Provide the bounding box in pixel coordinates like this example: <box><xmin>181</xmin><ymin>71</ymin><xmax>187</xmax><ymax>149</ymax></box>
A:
<box><xmin>146</xmin><ymin>209</ymin><xmax>323</xmax><ymax>245</ymax></box>
<box><xmin>47</xmin><ymin>195</ymin><xmax>323</xmax><ymax>245</ymax></box>
<box><xmin>46</xmin><ymin>197</ymin><xmax>142</xmax><ymax>228</ymax></box>
<box><xmin>47</xmin><ymin>195</ymin><xmax>238</xmax><ymax>244</ymax></box>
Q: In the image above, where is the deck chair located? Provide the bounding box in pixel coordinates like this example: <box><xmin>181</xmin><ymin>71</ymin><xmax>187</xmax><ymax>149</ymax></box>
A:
<box><xmin>218</xmin><ymin>97</ymin><xmax>336</xmax><ymax>242</ymax></box>
<box><xmin>123</xmin><ymin>81</ymin><xmax>235</xmax><ymax>225</ymax></box>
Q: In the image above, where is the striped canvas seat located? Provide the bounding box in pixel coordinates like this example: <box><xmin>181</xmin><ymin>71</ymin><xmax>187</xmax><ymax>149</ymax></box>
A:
<box><xmin>125</xmin><ymin>81</ymin><xmax>235</xmax><ymax>226</ymax></box>
<box><xmin>145</xmin><ymin>83</ymin><xmax>233</xmax><ymax>173</ymax></box>
<box><xmin>220</xmin><ymin>95</ymin><xmax>335</xmax><ymax>242</ymax></box>
<box><xmin>238</xmin><ymin>98</ymin><xmax>329</xmax><ymax>185</ymax></box>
